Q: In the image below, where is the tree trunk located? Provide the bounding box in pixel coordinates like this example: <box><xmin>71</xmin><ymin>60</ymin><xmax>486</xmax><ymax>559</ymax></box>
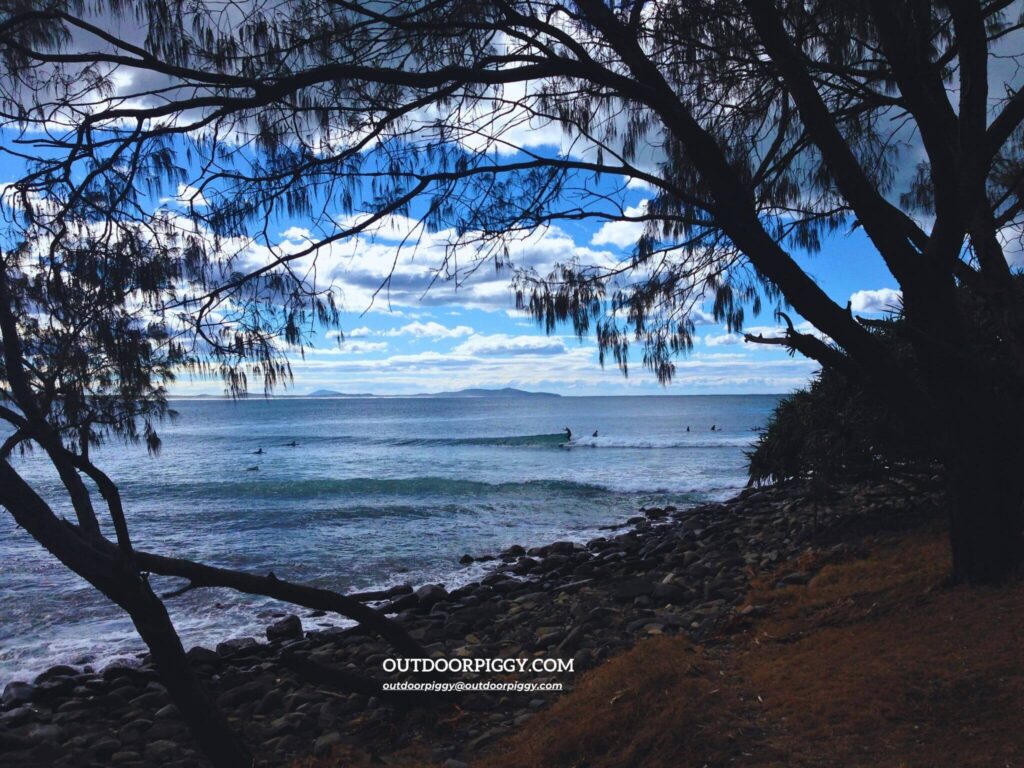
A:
<box><xmin>947</xmin><ymin>450</ymin><xmax>1024</xmax><ymax>584</ymax></box>
<box><xmin>121</xmin><ymin>577</ymin><xmax>253</xmax><ymax>768</ymax></box>
<box><xmin>0</xmin><ymin>462</ymin><xmax>252</xmax><ymax>768</ymax></box>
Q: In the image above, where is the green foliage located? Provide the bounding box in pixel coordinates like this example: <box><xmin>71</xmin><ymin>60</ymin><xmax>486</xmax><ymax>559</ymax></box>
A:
<box><xmin>747</xmin><ymin>366</ymin><xmax>916</xmax><ymax>487</ymax></box>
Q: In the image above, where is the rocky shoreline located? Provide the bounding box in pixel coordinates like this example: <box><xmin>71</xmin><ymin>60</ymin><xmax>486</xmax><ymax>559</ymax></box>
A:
<box><xmin>0</xmin><ymin>476</ymin><xmax>942</xmax><ymax>768</ymax></box>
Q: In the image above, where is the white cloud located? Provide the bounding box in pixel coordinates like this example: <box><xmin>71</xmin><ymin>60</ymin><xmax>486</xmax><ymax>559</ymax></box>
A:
<box><xmin>702</xmin><ymin>332</ymin><xmax>743</xmax><ymax>347</ymax></box>
<box><xmin>384</xmin><ymin>321</ymin><xmax>474</xmax><ymax>339</ymax></box>
<box><xmin>590</xmin><ymin>201</ymin><xmax>648</xmax><ymax>248</ymax></box>
<box><xmin>280</xmin><ymin>226</ymin><xmax>312</xmax><ymax>242</ymax></box>
<box><xmin>337</xmin><ymin>341</ymin><xmax>388</xmax><ymax>353</ymax></box>
<box><xmin>451</xmin><ymin>333</ymin><xmax>568</xmax><ymax>356</ymax></box>
<box><xmin>160</xmin><ymin>184</ymin><xmax>209</xmax><ymax>208</ymax></box>
<box><xmin>849</xmin><ymin>288</ymin><xmax>902</xmax><ymax>315</ymax></box>
<box><xmin>740</xmin><ymin>325</ymin><xmax>787</xmax><ymax>340</ymax></box>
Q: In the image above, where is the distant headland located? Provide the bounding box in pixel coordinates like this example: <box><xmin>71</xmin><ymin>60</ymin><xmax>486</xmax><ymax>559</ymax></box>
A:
<box><xmin>171</xmin><ymin>387</ymin><xmax>561</xmax><ymax>399</ymax></box>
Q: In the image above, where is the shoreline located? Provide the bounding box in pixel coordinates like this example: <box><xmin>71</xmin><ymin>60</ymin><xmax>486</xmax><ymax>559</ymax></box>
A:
<box><xmin>0</xmin><ymin>483</ymin><xmax>747</xmax><ymax>685</ymax></box>
<box><xmin>0</xmin><ymin>475</ymin><xmax>940</xmax><ymax>767</ymax></box>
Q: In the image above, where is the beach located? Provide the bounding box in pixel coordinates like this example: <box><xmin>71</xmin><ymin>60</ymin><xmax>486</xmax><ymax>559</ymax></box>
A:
<box><xmin>0</xmin><ymin>473</ymin><xmax>949</xmax><ymax>767</ymax></box>
<box><xmin>0</xmin><ymin>395</ymin><xmax>775</xmax><ymax>681</ymax></box>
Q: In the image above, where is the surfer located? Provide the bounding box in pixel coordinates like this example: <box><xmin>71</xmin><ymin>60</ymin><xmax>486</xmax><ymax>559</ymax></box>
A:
<box><xmin>710</xmin><ymin>425</ymin><xmax>717</xmax><ymax>431</ymax></box>
<box><xmin>686</xmin><ymin>426</ymin><xmax>690</xmax><ymax>432</ymax></box>
<box><xmin>284</xmin><ymin>440</ymin><xmax>299</xmax><ymax>447</ymax></box>
<box><xmin>245</xmin><ymin>465</ymin><xmax>259</xmax><ymax>472</ymax></box>
<box><xmin>253</xmin><ymin>448</ymin><xmax>264</xmax><ymax>455</ymax></box>
<box><xmin>592</xmin><ymin>430</ymin><xmax>599</xmax><ymax>437</ymax></box>
<box><xmin>564</xmin><ymin>427</ymin><xmax>572</xmax><ymax>441</ymax></box>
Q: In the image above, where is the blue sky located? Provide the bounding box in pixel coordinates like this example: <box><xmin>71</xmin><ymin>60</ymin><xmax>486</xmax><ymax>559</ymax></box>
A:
<box><xmin>175</xmin><ymin>192</ymin><xmax>900</xmax><ymax>397</ymax></box>
<box><xmin>1</xmin><ymin>138</ymin><xmax>904</xmax><ymax>398</ymax></box>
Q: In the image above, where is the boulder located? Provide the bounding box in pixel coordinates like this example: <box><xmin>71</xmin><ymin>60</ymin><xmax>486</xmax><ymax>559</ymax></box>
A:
<box><xmin>215</xmin><ymin>637</ymin><xmax>258</xmax><ymax>656</ymax></box>
<box><xmin>313</xmin><ymin>731</ymin><xmax>343</xmax><ymax>756</ymax></box>
<box><xmin>266</xmin><ymin>614</ymin><xmax>304</xmax><ymax>643</ymax></box>
<box><xmin>415</xmin><ymin>584</ymin><xmax>449</xmax><ymax>609</ymax></box>
<box><xmin>609</xmin><ymin>577</ymin><xmax>654</xmax><ymax>601</ymax></box>
<box><xmin>1</xmin><ymin>681</ymin><xmax>34</xmax><ymax>709</ymax></box>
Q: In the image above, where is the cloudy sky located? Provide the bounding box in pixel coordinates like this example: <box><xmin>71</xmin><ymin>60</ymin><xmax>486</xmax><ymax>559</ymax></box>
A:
<box><xmin>156</xmin><ymin>200</ymin><xmax>901</xmax><ymax>398</ymax></box>
<box><xmin>0</xmin><ymin>8</ymin><xmax>915</xmax><ymax>399</ymax></box>
<box><xmin>0</xmin><ymin>160</ymin><xmax>906</xmax><ymax>398</ymax></box>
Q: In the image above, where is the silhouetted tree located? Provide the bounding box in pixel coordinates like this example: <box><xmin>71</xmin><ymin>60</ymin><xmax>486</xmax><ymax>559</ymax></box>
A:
<box><xmin>0</xmin><ymin>202</ymin><xmax>426</xmax><ymax>764</ymax></box>
<box><xmin>0</xmin><ymin>0</ymin><xmax>1022</xmax><ymax>612</ymax></box>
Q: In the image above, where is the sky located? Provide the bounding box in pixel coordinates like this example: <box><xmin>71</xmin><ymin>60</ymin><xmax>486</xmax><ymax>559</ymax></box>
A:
<box><xmin>5</xmin><ymin>2</ymin><xmax>1024</xmax><ymax>398</ymax></box>
<box><xmin>162</xmin><ymin>201</ymin><xmax>900</xmax><ymax>398</ymax></box>
<box><xmin>0</xmin><ymin>146</ymin><xmax>905</xmax><ymax>398</ymax></box>
<box><xmin>0</xmin><ymin>5</ymin><xmax>919</xmax><ymax>399</ymax></box>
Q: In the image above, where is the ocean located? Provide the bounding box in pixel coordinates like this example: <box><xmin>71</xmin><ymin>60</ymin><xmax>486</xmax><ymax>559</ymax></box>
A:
<box><xmin>0</xmin><ymin>393</ymin><xmax>780</xmax><ymax>682</ymax></box>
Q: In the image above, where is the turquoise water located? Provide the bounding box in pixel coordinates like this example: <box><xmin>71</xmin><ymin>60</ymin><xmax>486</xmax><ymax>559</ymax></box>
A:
<box><xmin>0</xmin><ymin>394</ymin><xmax>779</xmax><ymax>681</ymax></box>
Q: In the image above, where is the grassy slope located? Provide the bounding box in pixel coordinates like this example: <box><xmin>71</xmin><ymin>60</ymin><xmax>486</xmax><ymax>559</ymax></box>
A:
<box><xmin>298</xmin><ymin>521</ymin><xmax>1024</xmax><ymax>768</ymax></box>
<box><xmin>482</xmin><ymin>524</ymin><xmax>1024</xmax><ymax>768</ymax></box>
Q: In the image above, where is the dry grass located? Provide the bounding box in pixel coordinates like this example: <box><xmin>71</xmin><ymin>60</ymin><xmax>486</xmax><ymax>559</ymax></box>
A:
<box><xmin>483</xmin><ymin>525</ymin><xmax>1024</xmax><ymax>768</ymax></box>
<box><xmin>483</xmin><ymin>635</ymin><xmax>744</xmax><ymax>768</ymax></box>
<box><xmin>297</xmin><ymin>524</ymin><xmax>1024</xmax><ymax>768</ymax></box>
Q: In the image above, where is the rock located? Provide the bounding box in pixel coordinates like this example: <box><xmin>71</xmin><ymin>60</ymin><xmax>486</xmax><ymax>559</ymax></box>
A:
<box><xmin>34</xmin><ymin>665</ymin><xmax>77</xmax><ymax>684</ymax></box>
<box><xmin>776</xmin><ymin>570</ymin><xmax>813</xmax><ymax>586</ymax></box>
<box><xmin>256</xmin><ymin>688</ymin><xmax>285</xmax><ymax>715</ymax></box>
<box><xmin>91</xmin><ymin>736</ymin><xmax>122</xmax><ymax>757</ymax></box>
<box><xmin>218</xmin><ymin>678</ymin><xmax>272</xmax><ymax>709</ymax></box>
<box><xmin>415</xmin><ymin>584</ymin><xmax>449</xmax><ymax>609</ymax></box>
<box><xmin>110</xmin><ymin>750</ymin><xmax>142</xmax><ymax>764</ymax></box>
<box><xmin>2</xmin><ymin>681</ymin><xmax>34</xmax><ymax>709</ymax></box>
<box><xmin>118</xmin><ymin>718</ymin><xmax>153</xmax><ymax>743</ymax></box>
<box><xmin>609</xmin><ymin>577</ymin><xmax>654</xmax><ymax>601</ymax></box>
<box><xmin>0</xmin><ymin>705</ymin><xmax>37</xmax><ymax>726</ymax></box>
<box><xmin>27</xmin><ymin>723</ymin><xmax>65</xmax><ymax>743</ymax></box>
<box><xmin>154</xmin><ymin>704</ymin><xmax>180</xmax><ymax>720</ymax></box>
<box><xmin>459</xmin><ymin>554</ymin><xmax>475</xmax><ymax>565</ymax></box>
<box><xmin>443</xmin><ymin>760</ymin><xmax>470</xmax><ymax>768</ymax></box>
<box><xmin>144</xmin><ymin>740</ymin><xmax>180</xmax><ymax>761</ymax></box>
<box><xmin>185</xmin><ymin>646</ymin><xmax>220</xmax><ymax>664</ymax></box>
<box><xmin>314</xmin><ymin>731</ymin><xmax>343</xmax><ymax>756</ymax></box>
<box><xmin>215</xmin><ymin>637</ymin><xmax>258</xmax><ymax>656</ymax></box>
<box><xmin>267</xmin><ymin>614</ymin><xmax>304</xmax><ymax>642</ymax></box>
<box><xmin>651</xmin><ymin>582</ymin><xmax>689</xmax><ymax>604</ymax></box>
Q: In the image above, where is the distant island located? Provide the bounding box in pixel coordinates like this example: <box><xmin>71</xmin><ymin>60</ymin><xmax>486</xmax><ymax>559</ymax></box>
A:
<box><xmin>171</xmin><ymin>387</ymin><xmax>559</xmax><ymax>399</ymax></box>
<box><xmin>416</xmin><ymin>387</ymin><xmax>560</xmax><ymax>398</ymax></box>
<box><xmin>306</xmin><ymin>389</ymin><xmax>376</xmax><ymax>397</ymax></box>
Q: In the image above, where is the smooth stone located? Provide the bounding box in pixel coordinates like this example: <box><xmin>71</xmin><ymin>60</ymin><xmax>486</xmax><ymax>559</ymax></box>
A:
<box><xmin>313</xmin><ymin>731</ymin><xmax>343</xmax><ymax>756</ymax></box>
<box><xmin>110</xmin><ymin>750</ymin><xmax>142</xmax><ymax>764</ymax></box>
<box><xmin>2</xmin><ymin>681</ymin><xmax>34</xmax><ymax>709</ymax></box>
<box><xmin>609</xmin><ymin>577</ymin><xmax>654</xmax><ymax>601</ymax></box>
<box><xmin>185</xmin><ymin>646</ymin><xmax>220</xmax><ymax>664</ymax></box>
<box><xmin>154</xmin><ymin>704</ymin><xmax>180</xmax><ymax>720</ymax></box>
<box><xmin>256</xmin><ymin>689</ymin><xmax>285</xmax><ymax>715</ymax></box>
<box><xmin>34</xmin><ymin>665</ymin><xmax>77</xmax><ymax>684</ymax></box>
<box><xmin>91</xmin><ymin>736</ymin><xmax>122</xmax><ymax>757</ymax></box>
<box><xmin>267</xmin><ymin>614</ymin><xmax>304</xmax><ymax>643</ymax></box>
<box><xmin>215</xmin><ymin>637</ymin><xmax>258</xmax><ymax>656</ymax></box>
<box><xmin>145</xmin><ymin>740</ymin><xmax>180</xmax><ymax>760</ymax></box>
<box><xmin>415</xmin><ymin>584</ymin><xmax>449</xmax><ymax>608</ymax></box>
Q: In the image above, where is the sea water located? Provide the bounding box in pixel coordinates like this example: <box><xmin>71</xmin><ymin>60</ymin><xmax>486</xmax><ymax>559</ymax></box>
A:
<box><xmin>0</xmin><ymin>394</ymin><xmax>779</xmax><ymax>681</ymax></box>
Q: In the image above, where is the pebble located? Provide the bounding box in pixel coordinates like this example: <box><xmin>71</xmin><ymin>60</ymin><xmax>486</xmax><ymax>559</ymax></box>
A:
<box><xmin>0</xmin><ymin>475</ymin><xmax>936</xmax><ymax>768</ymax></box>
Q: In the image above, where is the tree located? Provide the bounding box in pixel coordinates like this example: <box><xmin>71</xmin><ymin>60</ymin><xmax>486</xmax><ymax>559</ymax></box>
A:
<box><xmin>0</xmin><ymin>153</ymin><xmax>428</xmax><ymax>766</ymax></box>
<box><xmin>0</xmin><ymin>0</ymin><xmax>1020</xmax><ymax>653</ymax></box>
